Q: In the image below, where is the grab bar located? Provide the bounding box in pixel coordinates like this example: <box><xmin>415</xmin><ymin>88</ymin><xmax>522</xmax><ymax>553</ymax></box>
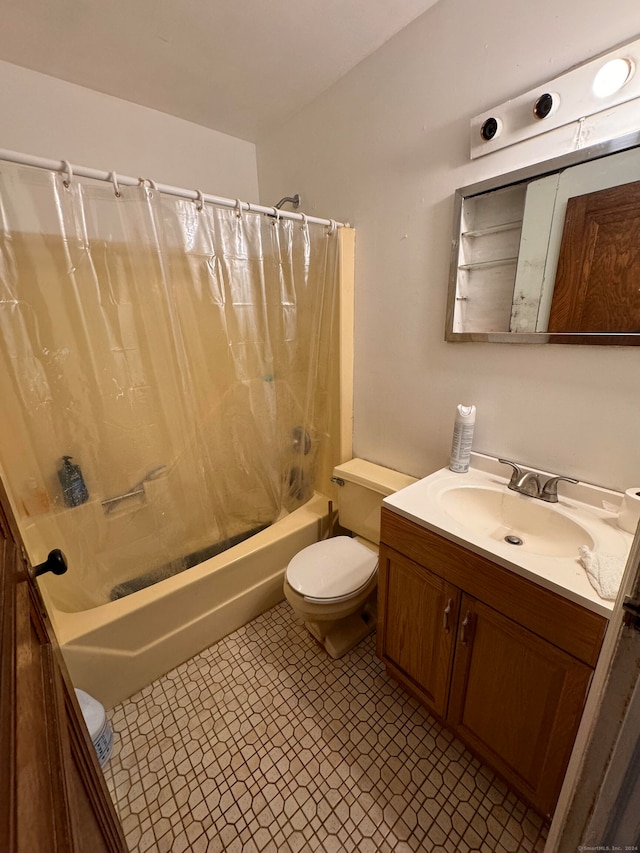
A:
<box><xmin>101</xmin><ymin>486</ymin><xmax>145</xmax><ymax>512</ymax></box>
<box><xmin>101</xmin><ymin>465</ymin><xmax>167</xmax><ymax>514</ymax></box>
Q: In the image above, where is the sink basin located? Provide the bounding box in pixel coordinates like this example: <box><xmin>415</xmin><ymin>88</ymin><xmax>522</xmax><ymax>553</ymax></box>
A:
<box><xmin>438</xmin><ymin>485</ymin><xmax>595</xmax><ymax>557</ymax></box>
<box><xmin>382</xmin><ymin>455</ymin><xmax>634</xmax><ymax>616</ymax></box>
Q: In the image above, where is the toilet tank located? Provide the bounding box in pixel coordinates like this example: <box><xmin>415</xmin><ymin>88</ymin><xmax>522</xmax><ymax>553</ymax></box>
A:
<box><xmin>333</xmin><ymin>459</ymin><xmax>416</xmax><ymax>544</ymax></box>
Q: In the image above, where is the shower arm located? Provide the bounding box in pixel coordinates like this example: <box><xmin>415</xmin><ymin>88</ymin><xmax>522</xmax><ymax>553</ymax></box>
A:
<box><xmin>274</xmin><ymin>194</ymin><xmax>301</xmax><ymax>210</ymax></box>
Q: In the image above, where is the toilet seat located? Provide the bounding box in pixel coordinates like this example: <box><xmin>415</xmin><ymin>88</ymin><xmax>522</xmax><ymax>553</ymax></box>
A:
<box><xmin>286</xmin><ymin>536</ymin><xmax>378</xmax><ymax>604</ymax></box>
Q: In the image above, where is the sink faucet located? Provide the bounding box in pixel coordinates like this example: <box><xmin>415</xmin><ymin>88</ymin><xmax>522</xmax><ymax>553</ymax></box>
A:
<box><xmin>539</xmin><ymin>475</ymin><xmax>580</xmax><ymax>503</ymax></box>
<box><xmin>498</xmin><ymin>459</ymin><xmax>578</xmax><ymax>503</ymax></box>
<box><xmin>514</xmin><ymin>470</ymin><xmax>542</xmax><ymax>497</ymax></box>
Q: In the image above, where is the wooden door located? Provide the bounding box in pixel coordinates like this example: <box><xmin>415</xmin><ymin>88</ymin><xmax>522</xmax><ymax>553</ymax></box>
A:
<box><xmin>377</xmin><ymin>545</ymin><xmax>460</xmax><ymax>718</ymax></box>
<box><xmin>552</xmin><ymin>534</ymin><xmax>640</xmax><ymax>850</ymax></box>
<box><xmin>0</xmin><ymin>476</ymin><xmax>126</xmax><ymax>852</ymax></box>
<box><xmin>549</xmin><ymin>180</ymin><xmax>640</xmax><ymax>334</ymax></box>
<box><xmin>448</xmin><ymin>594</ymin><xmax>593</xmax><ymax>818</ymax></box>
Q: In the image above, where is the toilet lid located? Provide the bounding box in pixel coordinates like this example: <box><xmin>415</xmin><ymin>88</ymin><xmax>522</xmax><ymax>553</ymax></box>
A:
<box><xmin>286</xmin><ymin>536</ymin><xmax>378</xmax><ymax>602</ymax></box>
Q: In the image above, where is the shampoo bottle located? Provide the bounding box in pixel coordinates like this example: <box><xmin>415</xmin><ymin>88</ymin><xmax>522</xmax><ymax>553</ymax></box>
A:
<box><xmin>58</xmin><ymin>455</ymin><xmax>89</xmax><ymax>507</ymax></box>
<box><xmin>449</xmin><ymin>404</ymin><xmax>476</xmax><ymax>473</ymax></box>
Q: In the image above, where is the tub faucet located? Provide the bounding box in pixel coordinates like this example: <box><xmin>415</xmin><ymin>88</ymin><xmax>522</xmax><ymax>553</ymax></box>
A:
<box><xmin>498</xmin><ymin>459</ymin><xmax>578</xmax><ymax>503</ymax></box>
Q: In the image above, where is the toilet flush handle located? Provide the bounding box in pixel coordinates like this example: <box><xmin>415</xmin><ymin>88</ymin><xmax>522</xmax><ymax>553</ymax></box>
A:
<box><xmin>330</xmin><ymin>477</ymin><xmax>345</xmax><ymax>486</ymax></box>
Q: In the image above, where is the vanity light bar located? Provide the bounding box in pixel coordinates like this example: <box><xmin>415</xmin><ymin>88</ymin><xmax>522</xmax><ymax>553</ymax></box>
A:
<box><xmin>470</xmin><ymin>37</ymin><xmax>640</xmax><ymax>158</ymax></box>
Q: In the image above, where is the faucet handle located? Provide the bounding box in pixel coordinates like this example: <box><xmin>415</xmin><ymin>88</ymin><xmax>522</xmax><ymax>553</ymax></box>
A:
<box><xmin>540</xmin><ymin>475</ymin><xmax>579</xmax><ymax>503</ymax></box>
<box><xmin>498</xmin><ymin>458</ymin><xmax>524</xmax><ymax>488</ymax></box>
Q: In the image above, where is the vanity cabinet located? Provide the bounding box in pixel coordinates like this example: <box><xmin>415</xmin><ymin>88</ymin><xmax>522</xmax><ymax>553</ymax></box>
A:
<box><xmin>377</xmin><ymin>507</ymin><xmax>608</xmax><ymax>819</ymax></box>
<box><xmin>382</xmin><ymin>549</ymin><xmax>460</xmax><ymax>718</ymax></box>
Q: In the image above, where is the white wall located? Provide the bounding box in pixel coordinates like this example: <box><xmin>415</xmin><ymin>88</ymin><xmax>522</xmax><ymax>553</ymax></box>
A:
<box><xmin>256</xmin><ymin>0</ymin><xmax>640</xmax><ymax>493</ymax></box>
<box><xmin>0</xmin><ymin>60</ymin><xmax>258</xmax><ymax>201</ymax></box>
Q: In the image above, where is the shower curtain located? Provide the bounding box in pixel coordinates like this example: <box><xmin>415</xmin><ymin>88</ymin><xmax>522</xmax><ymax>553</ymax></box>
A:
<box><xmin>0</xmin><ymin>163</ymin><xmax>339</xmax><ymax>606</ymax></box>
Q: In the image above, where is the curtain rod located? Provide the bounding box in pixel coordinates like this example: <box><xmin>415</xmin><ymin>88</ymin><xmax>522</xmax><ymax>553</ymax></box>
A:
<box><xmin>0</xmin><ymin>147</ymin><xmax>347</xmax><ymax>229</ymax></box>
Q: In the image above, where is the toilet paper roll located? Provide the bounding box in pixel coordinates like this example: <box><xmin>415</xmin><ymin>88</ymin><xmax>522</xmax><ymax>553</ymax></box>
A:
<box><xmin>617</xmin><ymin>488</ymin><xmax>640</xmax><ymax>534</ymax></box>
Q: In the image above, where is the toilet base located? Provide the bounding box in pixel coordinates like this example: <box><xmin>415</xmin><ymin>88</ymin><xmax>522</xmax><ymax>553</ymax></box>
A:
<box><xmin>283</xmin><ymin>575</ymin><xmax>378</xmax><ymax>659</ymax></box>
<box><xmin>304</xmin><ymin>595</ymin><xmax>377</xmax><ymax>659</ymax></box>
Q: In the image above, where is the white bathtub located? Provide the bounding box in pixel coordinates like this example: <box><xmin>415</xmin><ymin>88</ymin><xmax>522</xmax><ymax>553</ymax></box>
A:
<box><xmin>38</xmin><ymin>494</ymin><xmax>330</xmax><ymax>709</ymax></box>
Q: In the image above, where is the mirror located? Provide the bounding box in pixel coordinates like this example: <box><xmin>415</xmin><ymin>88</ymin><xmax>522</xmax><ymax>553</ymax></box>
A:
<box><xmin>446</xmin><ymin>131</ymin><xmax>640</xmax><ymax>344</ymax></box>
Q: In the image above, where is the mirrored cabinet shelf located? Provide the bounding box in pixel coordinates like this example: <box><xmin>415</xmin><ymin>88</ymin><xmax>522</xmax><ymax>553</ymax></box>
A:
<box><xmin>453</xmin><ymin>182</ymin><xmax>525</xmax><ymax>333</ymax></box>
<box><xmin>458</xmin><ymin>257</ymin><xmax>518</xmax><ymax>271</ymax></box>
<box><xmin>462</xmin><ymin>219</ymin><xmax>523</xmax><ymax>238</ymax></box>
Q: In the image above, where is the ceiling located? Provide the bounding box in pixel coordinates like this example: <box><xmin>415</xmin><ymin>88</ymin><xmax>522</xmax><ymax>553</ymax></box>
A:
<box><xmin>0</xmin><ymin>0</ymin><xmax>439</xmax><ymax>143</ymax></box>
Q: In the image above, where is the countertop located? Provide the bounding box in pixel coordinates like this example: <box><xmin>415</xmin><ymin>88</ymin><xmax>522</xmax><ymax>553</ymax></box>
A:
<box><xmin>382</xmin><ymin>453</ymin><xmax>634</xmax><ymax>618</ymax></box>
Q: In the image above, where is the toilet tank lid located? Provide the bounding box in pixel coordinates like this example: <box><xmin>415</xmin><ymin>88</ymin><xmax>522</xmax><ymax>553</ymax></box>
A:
<box><xmin>333</xmin><ymin>458</ymin><xmax>416</xmax><ymax>496</ymax></box>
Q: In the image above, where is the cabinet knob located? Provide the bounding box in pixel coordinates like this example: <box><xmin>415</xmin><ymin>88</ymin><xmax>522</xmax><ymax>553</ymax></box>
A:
<box><xmin>461</xmin><ymin>611</ymin><xmax>471</xmax><ymax>644</ymax></box>
<box><xmin>443</xmin><ymin>598</ymin><xmax>453</xmax><ymax>631</ymax></box>
<box><xmin>33</xmin><ymin>549</ymin><xmax>68</xmax><ymax>578</ymax></box>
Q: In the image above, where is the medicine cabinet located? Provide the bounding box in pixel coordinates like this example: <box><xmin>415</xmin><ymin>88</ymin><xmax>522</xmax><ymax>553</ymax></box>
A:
<box><xmin>445</xmin><ymin>131</ymin><xmax>640</xmax><ymax>345</ymax></box>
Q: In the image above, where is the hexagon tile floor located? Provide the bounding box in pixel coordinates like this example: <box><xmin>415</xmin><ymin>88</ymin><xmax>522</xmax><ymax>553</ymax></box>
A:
<box><xmin>104</xmin><ymin>600</ymin><xmax>549</xmax><ymax>853</ymax></box>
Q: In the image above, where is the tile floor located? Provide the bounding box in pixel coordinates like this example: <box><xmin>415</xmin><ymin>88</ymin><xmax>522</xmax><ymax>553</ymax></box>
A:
<box><xmin>104</xmin><ymin>601</ymin><xmax>549</xmax><ymax>852</ymax></box>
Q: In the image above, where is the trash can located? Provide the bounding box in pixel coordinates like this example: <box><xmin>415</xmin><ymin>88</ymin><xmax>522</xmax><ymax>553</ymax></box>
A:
<box><xmin>75</xmin><ymin>688</ymin><xmax>113</xmax><ymax>767</ymax></box>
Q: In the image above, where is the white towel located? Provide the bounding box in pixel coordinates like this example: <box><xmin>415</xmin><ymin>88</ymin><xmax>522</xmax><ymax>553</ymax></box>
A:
<box><xmin>578</xmin><ymin>546</ymin><xmax>625</xmax><ymax>601</ymax></box>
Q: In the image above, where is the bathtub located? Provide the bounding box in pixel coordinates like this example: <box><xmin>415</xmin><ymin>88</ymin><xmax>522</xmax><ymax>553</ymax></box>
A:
<box><xmin>37</xmin><ymin>493</ymin><xmax>331</xmax><ymax>709</ymax></box>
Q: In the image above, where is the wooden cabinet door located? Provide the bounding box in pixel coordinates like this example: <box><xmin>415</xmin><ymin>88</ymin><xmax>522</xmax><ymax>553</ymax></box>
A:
<box><xmin>549</xmin><ymin>180</ymin><xmax>640</xmax><ymax>333</ymax></box>
<box><xmin>377</xmin><ymin>545</ymin><xmax>460</xmax><ymax>718</ymax></box>
<box><xmin>448</xmin><ymin>594</ymin><xmax>592</xmax><ymax>818</ymax></box>
<box><xmin>0</xmin><ymin>476</ymin><xmax>126</xmax><ymax>851</ymax></box>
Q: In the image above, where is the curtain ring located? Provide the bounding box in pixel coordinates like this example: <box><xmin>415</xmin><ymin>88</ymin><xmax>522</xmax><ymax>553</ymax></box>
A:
<box><xmin>109</xmin><ymin>171</ymin><xmax>121</xmax><ymax>198</ymax></box>
<box><xmin>61</xmin><ymin>160</ymin><xmax>73</xmax><ymax>189</ymax></box>
<box><xmin>326</xmin><ymin>219</ymin><xmax>337</xmax><ymax>235</ymax></box>
<box><xmin>300</xmin><ymin>212</ymin><xmax>308</xmax><ymax>229</ymax></box>
<box><xmin>272</xmin><ymin>207</ymin><xmax>281</xmax><ymax>223</ymax></box>
<box><xmin>138</xmin><ymin>177</ymin><xmax>158</xmax><ymax>198</ymax></box>
<box><xmin>235</xmin><ymin>198</ymin><xmax>244</xmax><ymax>219</ymax></box>
<box><xmin>195</xmin><ymin>190</ymin><xmax>205</xmax><ymax>212</ymax></box>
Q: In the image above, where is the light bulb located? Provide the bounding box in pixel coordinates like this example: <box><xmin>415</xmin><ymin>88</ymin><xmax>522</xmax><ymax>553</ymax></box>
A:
<box><xmin>592</xmin><ymin>58</ymin><xmax>633</xmax><ymax>98</ymax></box>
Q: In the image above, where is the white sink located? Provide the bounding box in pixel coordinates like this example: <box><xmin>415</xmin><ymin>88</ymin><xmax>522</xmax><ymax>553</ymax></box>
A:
<box><xmin>438</xmin><ymin>485</ymin><xmax>594</xmax><ymax>557</ymax></box>
<box><xmin>382</xmin><ymin>453</ymin><xmax>634</xmax><ymax>617</ymax></box>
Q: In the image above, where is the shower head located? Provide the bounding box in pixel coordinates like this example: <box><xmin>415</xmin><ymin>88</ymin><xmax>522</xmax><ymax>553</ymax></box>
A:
<box><xmin>273</xmin><ymin>194</ymin><xmax>301</xmax><ymax>210</ymax></box>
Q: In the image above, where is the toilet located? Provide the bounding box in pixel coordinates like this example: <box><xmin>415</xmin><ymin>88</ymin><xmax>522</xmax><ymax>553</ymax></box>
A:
<box><xmin>283</xmin><ymin>459</ymin><xmax>416</xmax><ymax>658</ymax></box>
